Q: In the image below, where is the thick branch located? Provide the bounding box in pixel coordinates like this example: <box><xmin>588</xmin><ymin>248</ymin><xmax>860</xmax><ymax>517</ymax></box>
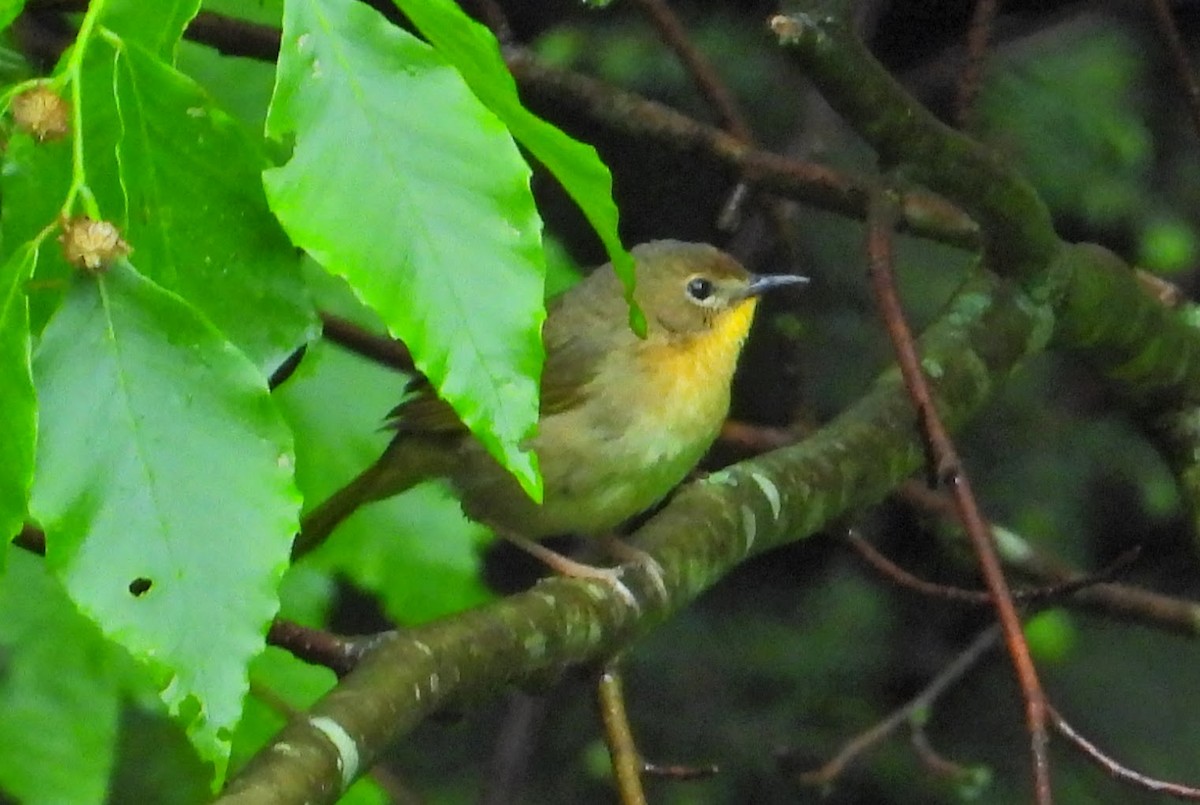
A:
<box><xmin>221</xmin><ymin>268</ymin><xmax>1049</xmax><ymax>803</ymax></box>
<box><xmin>771</xmin><ymin>6</ymin><xmax>1058</xmax><ymax>284</ymax></box>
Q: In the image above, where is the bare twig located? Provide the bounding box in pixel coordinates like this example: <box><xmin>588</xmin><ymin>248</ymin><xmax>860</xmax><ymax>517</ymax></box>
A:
<box><xmin>13</xmin><ymin>524</ymin><xmax>46</xmax><ymax>555</ymax></box>
<box><xmin>269</xmin><ymin>344</ymin><xmax>308</xmax><ymax>390</ymax></box>
<box><xmin>956</xmin><ymin>0</ymin><xmax>1000</xmax><ymax>129</ymax></box>
<box><xmin>865</xmin><ymin>187</ymin><xmax>1050</xmax><ymax>803</ymax></box>
<box><xmin>846</xmin><ymin>528</ymin><xmax>1140</xmax><ymax>606</ymax></box>
<box><xmin>629</xmin><ymin>0</ymin><xmax>767</xmax><ymax>231</ymax></box>
<box><xmin>1049</xmin><ymin>706</ymin><xmax>1200</xmax><ymax>800</ymax></box>
<box><xmin>171</xmin><ymin>6</ymin><xmax>987</xmax><ymax>251</ymax></box>
<box><xmin>320</xmin><ymin>312</ymin><xmax>416</xmax><ymax>374</ymax></box>
<box><xmin>900</xmin><ymin>481</ymin><xmax>1200</xmax><ymax>637</ymax></box>
<box><xmin>719</xmin><ymin>419</ymin><xmax>801</xmax><ymax>453</ymax></box>
<box><xmin>630</xmin><ymin>0</ymin><xmax>752</xmax><ymax>142</ymax></box>
<box><xmin>642</xmin><ymin>761</ymin><xmax>719</xmax><ymax>780</ymax></box>
<box><xmin>481</xmin><ymin>693</ymin><xmax>547</xmax><ymax>805</ymax></box>
<box><xmin>596</xmin><ymin>665</ymin><xmax>649</xmax><ymax>805</ymax></box>
<box><xmin>461</xmin><ymin>0</ymin><xmax>513</xmax><ymax>45</ymax></box>
<box><xmin>910</xmin><ymin>722</ymin><xmax>978</xmax><ymax>781</ymax></box>
<box><xmin>1145</xmin><ymin>0</ymin><xmax>1200</xmax><ymax>142</ymax></box>
<box><xmin>793</xmin><ymin>625</ymin><xmax>1000</xmax><ymax>787</ymax></box>
<box><xmin>266</xmin><ymin>619</ymin><xmax>372</xmax><ymax>677</ymax></box>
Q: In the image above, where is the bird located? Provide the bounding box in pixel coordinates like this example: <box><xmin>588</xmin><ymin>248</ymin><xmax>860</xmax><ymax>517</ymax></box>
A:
<box><xmin>296</xmin><ymin>240</ymin><xmax>807</xmax><ymax>598</ymax></box>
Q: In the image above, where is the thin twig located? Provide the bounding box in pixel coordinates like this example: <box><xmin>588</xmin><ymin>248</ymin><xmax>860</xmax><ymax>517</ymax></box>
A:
<box><xmin>596</xmin><ymin>665</ymin><xmax>649</xmax><ymax>805</ymax></box>
<box><xmin>910</xmin><ymin>722</ymin><xmax>977</xmax><ymax>781</ymax></box>
<box><xmin>956</xmin><ymin>0</ymin><xmax>999</xmax><ymax>130</ymax></box>
<box><xmin>461</xmin><ymin>0</ymin><xmax>513</xmax><ymax>45</ymax></box>
<box><xmin>642</xmin><ymin>761</ymin><xmax>719</xmax><ymax>780</ymax></box>
<box><xmin>718</xmin><ymin>422</ymin><xmax>1200</xmax><ymax>639</ymax></box>
<box><xmin>1145</xmin><ymin>0</ymin><xmax>1200</xmax><ymax>142</ymax></box>
<box><xmin>847</xmin><ymin>528</ymin><xmax>1140</xmax><ymax>606</ymax></box>
<box><xmin>320</xmin><ymin>311</ymin><xmax>416</xmax><ymax>374</ymax></box>
<box><xmin>268</xmin><ymin>344</ymin><xmax>307</xmax><ymax>390</ymax></box>
<box><xmin>630</xmin><ymin>0</ymin><xmax>753</xmax><ymax>142</ymax></box>
<box><xmin>1049</xmin><ymin>705</ymin><xmax>1200</xmax><ymax>800</ymax></box>
<box><xmin>899</xmin><ymin>480</ymin><xmax>1200</xmax><ymax>637</ymax></box>
<box><xmin>629</xmin><ymin>0</ymin><xmax>764</xmax><ymax>230</ymax></box>
<box><xmin>172</xmin><ymin>5</ymin><xmax>986</xmax><ymax>251</ymax></box>
<box><xmin>865</xmin><ymin>187</ymin><xmax>1051</xmax><ymax>803</ymax></box>
<box><xmin>481</xmin><ymin>692</ymin><xmax>547</xmax><ymax>805</ymax></box>
<box><xmin>266</xmin><ymin>618</ymin><xmax>371</xmax><ymax>677</ymax></box>
<box><xmin>793</xmin><ymin>625</ymin><xmax>1000</xmax><ymax>787</ymax></box>
<box><xmin>13</xmin><ymin>524</ymin><xmax>46</xmax><ymax>555</ymax></box>
<box><xmin>719</xmin><ymin>419</ymin><xmax>800</xmax><ymax>452</ymax></box>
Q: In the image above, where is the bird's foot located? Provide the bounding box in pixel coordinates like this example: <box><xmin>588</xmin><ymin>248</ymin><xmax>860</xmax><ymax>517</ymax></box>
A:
<box><xmin>498</xmin><ymin>531</ymin><xmax>640</xmax><ymax>609</ymax></box>
<box><xmin>599</xmin><ymin>535</ymin><xmax>668</xmax><ymax>604</ymax></box>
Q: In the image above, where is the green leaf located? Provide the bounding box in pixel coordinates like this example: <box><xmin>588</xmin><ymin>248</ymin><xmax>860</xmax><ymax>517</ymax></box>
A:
<box><xmin>390</xmin><ymin>0</ymin><xmax>635</xmax><ymax>325</ymax></box>
<box><xmin>98</xmin><ymin>0</ymin><xmax>202</xmax><ymax>60</ymax></box>
<box><xmin>264</xmin><ymin>0</ymin><xmax>546</xmax><ymax>499</ymax></box>
<box><xmin>0</xmin><ymin>245</ymin><xmax>35</xmax><ymax>545</ymax></box>
<box><xmin>0</xmin><ymin>132</ymin><xmax>74</xmax><ymax>334</ymax></box>
<box><xmin>0</xmin><ymin>550</ymin><xmax>123</xmax><ymax>805</ymax></box>
<box><xmin>30</xmin><ymin>262</ymin><xmax>300</xmax><ymax>783</ymax></box>
<box><xmin>86</xmin><ymin>37</ymin><xmax>315</xmax><ymax>373</ymax></box>
<box><xmin>0</xmin><ymin>0</ymin><xmax>25</xmax><ymax>36</ymax></box>
<box><xmin>275</xmin><ymin>339</ymin><xmax>494</xmax><ymax>623</ymax></box>
<box><xmin>1139</xmin><ymin>217</ymin><xmax>1198</xmax><ymax>275</ymax></box>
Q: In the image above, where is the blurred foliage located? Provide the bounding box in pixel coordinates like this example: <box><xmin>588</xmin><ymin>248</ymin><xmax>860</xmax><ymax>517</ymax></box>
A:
<box><xmin>977</xmin><ymin>24</ymin><xmax>1153</xmax><ymax>228</ymax></box>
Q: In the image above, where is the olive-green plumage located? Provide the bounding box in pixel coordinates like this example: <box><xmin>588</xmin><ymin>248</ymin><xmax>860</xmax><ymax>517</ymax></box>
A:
<box><xmin>297</xmin><ymin>240</ymin><xmax>805</xmax><ymax>556</ymax></box>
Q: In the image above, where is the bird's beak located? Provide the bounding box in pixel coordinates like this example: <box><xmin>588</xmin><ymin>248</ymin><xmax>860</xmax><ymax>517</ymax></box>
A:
<box><xmin>739</xmin><ymin>273</ymin><xmax>809</xmax><ymax>299</ymax></box>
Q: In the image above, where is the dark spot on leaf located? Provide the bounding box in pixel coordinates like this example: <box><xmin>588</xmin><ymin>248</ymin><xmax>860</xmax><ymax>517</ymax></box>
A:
<box><xmin>129</xmin><ymin>577</ymin><xmax>153</xmax><ymax>597</ymax></box>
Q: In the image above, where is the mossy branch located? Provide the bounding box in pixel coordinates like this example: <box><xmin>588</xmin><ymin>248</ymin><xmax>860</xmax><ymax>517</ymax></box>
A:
<box><xmin>220</xmin><ymin>270</ymin><xmax>1049</xmax><ymax>804</ymax></box>
<box><xmin>770</xmin><ymin>5</ymin><xmax>1059</xmax><ymax>285</ymax></box>
<box><xmin>771</xmin><ymin>4</ymin><xmax>1200</xmax><ymax>527</ymax></box>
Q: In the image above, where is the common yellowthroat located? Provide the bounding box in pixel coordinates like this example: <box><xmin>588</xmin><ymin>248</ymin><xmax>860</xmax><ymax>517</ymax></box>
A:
<box><xmin>298</xmin><ymin>241</ymin><xmax>806</xmax><ymax>588</ymax></box>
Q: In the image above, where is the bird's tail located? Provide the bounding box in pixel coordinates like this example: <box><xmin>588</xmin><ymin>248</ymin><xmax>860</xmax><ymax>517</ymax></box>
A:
<box><xmin>292</xmin><ymin>437</ymin><xmax>451</xmax><ymax>559</ymax></box>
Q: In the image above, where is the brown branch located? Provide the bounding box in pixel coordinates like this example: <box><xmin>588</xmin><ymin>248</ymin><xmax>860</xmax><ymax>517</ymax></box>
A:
<box><xmin>910</xmin><ymin>722</ymin><xmax>979</xmax><ymax>782</ymax></box>
<box><xmin>481</xmin><ymin>693</ymin><xmax>547</xmax><ymax>805</ymax></box>
<box><xmin>1049</xmin><ymin>705</ymin><xmax>1200</xmax><ymax>800</ymax></box>
<box><xmin>1145</xmin><ymin>0</ymin><xmax>1200</xmax><ymax>143</ymax></box>
<box><xmin>956</xmin><ymin>0</ymin><xmax>1000</xmax><ymax>130</ymax></box>
<box><xmin>170</xmin><ymin>7</ymin><xmax>986</xmax><ymax>252</ymax></box>
<box><xmin>268</xmin><ymin>344</ymin><xmax>308</xmax><ymax>390</ymax></box>
<box><xmin>596</xmin><ymin>665</ymin><xmax>649</xmax><ymax>805</ymax></box>
<box><xmin>460</xmin><ymin>0</ymin><xmax>513</xmax><ymax>46</ymax></box>
<box><xmin>790</xmin><ymin>625</ymin><xmax>1000</xmax><ymax>787</ymax></box>
<box><xmin>629</xmin><ymin>0</ymin><xmax>770</xmax><ymax>232</ymax></box>
<box><xmin>320</xmin><ymin>312</ymin><xmax>416</xmax><ymax>374</ymax></box>
<box><xmin>641</xmin><ymin>761</ymin><xmax>719</xmax><ymax>781</ymax></box>
<box><xmin>266</xmin><ymin>619</ymin><xmax>372</xmax><ymax>677</ymax></box>
<box><xmin>846</xmin><ymin>528</ymin><xmax>1141</xmax><ymax>606</ymax></box>
<box><xmin>900</xmin><ymin>481</ymin><xmax>1200</xmax><ymax>638</ymax></box>
<box><xmin>630</xmin><ymin>0</ymin><xmax>753</xmax><ymax>142</ymax></box>
<box><xmin>772</xmin><ymin>9</ymin><xmax>1056</xmax><ymax>281</ymax></box>
<box><xmin>14</xmin><ymin>524</ymin><xmax>46</xmax><ymax>555</ymax></box>
<box><xmin>505</xmin><ymin>48</ymin><xmax>980</xmax><ymax>250</ymax></box>
<box><xmin>865</xmin><ymin>187</ymin><xmax>1051</xmax><ymax>803</ymax></box>
<box><xmin>720</xmin><ymin>423</ymin><xmax>1200</xmax><ymax>640</ymax></box>
<box><xmin>186</xmin><ymin>9</ymin><xmax>280</xmax><ymax>61</ymax></box>
<box><xmin>718</xmin><ymin>419</ymin><xmax>801</xmax><ymax>453</ymax></box>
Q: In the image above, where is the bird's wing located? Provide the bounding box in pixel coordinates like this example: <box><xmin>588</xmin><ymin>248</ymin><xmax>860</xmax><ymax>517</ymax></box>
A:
<box><xmin>391</xmin><ymin>270</ymin><xmax>622</xmax><ymax>431</ymax></box>
<box><xmin>537</xmin><ymin>288</ymin><xmax>619</xmax><ymax>416</ymax></box>
<box><xmin>387</xmin><ymin>378</ymin><xmax>466</xmax><ymax>434</ymax></box>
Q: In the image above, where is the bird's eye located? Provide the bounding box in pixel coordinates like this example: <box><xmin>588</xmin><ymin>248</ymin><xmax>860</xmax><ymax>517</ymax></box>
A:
<box><xmin>686</xmin><ymin>277</ymin><xmax>714</xmax><ymax>302</ymax></box>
